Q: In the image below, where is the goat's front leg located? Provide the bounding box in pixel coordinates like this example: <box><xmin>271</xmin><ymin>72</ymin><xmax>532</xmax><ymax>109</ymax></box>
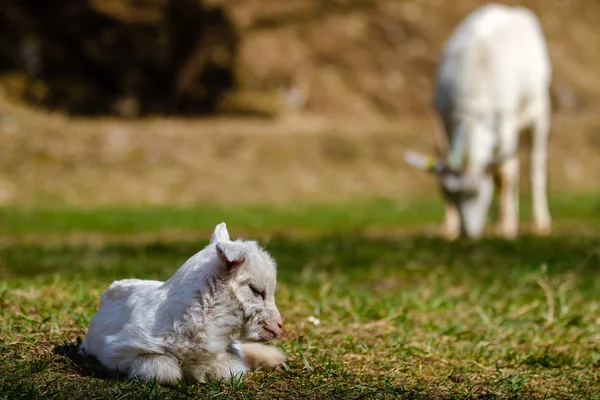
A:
<box><xmin>440</xmin><ymin>201</ymin><xmax>460</xmax><ymax>239</ymax></box>
<box><xmin>186</xmin><ymin>341</ymin><xmax>247</xmax><ymax>382</ymax></box>
<box><xmin>496</xmin><ymin>156</ymin><xmax>520</xmax><ymax>238</ymax></box>
<box><xmin>241</xmin><ymin>343</ymin><xmax>287</xmax><ymax>369</ymax></box>
<box><xmin>494</xmin><ymin>114</ymin><xmax>521</xmax><ymax>238</ymax></box>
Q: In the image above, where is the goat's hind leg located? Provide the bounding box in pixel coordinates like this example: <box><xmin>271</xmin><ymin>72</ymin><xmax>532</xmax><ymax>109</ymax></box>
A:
<box><xmin>128</xmin><ymin>354</ymin><xmax>182</xmax><ymax>385</ymax></box>
<box><xmin>530</xmin><ymin>103</ymin><xmax>551</xmax><ymax>235</ymax></box>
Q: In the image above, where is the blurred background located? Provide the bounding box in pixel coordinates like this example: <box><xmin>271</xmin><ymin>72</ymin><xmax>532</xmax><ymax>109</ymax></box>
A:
<box><xmin>0</xmin><ymin>0</ymin><xmax>598</xmax><ymax>209</ymax></box>
<box><xmin>2</xmin><ymin>3</ymin><xmax>600</xmax><ymax>397</ymax></box>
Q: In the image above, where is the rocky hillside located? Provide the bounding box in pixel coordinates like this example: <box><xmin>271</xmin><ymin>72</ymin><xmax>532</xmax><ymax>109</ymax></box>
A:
<box><xmin>0</xmin><ymin>0</ymin><xmax>598</xmax><ymax>117</ymax></box>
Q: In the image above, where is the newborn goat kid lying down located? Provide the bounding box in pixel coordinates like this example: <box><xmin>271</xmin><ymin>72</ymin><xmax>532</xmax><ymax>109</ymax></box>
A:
<box><xmin>80</xmin><ymin>222</ymin><xmax>286</xmax><ymax>384</ymax></box>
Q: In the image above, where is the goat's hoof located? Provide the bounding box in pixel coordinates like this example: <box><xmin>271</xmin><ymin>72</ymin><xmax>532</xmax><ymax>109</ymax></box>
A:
<box><xmin>532</xmin><ymin>225</ymin><xmax>551</xmax><ymax>236</ymax></box>
<box><xmin>438</xmin><ymin>228</ymin><xmax>459</xmax><ymax>240</ymax></box>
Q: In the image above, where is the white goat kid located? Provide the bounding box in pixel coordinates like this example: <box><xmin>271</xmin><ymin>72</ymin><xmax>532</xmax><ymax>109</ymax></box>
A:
<box><xmin>80</xmin><ymin>222</ymin><xmax>286</xmax><ymax>384</ymax></box>
<box><xmin>406</xmin><ymin>4</ymin><xmax>552</xmax><ymax>239</ymax></box>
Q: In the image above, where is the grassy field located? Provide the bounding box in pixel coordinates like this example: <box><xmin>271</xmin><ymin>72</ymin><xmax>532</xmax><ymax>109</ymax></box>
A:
<box><xmin>1</xmin><ymin>196</ymin><xmax>599</xmax><ymax>399</ymax></box>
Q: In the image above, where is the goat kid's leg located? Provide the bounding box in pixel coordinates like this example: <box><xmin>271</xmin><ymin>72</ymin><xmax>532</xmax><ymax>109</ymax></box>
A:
<box><xmin>241</xmin><ymin>343</ymin><xmax>287</xmax><ymax>369</ymax></box>
<box><xmin>531</xmin><ymin>107</ymin><xmax>551</xmax><ymax>235</ymax></box>
<box><xmin>128</xmin><ymin>354</ymin><xmax>182</xmax><ymax>385</ymax></box>
<box><xmin>195</xmin><ymin>340</ymin><xmax>248</xmax><ymax>381</ymax></box>
<box><xmin>496</xmin><ymin>157</ymin><xmax>519</xmax><ymax>238</ymax></box>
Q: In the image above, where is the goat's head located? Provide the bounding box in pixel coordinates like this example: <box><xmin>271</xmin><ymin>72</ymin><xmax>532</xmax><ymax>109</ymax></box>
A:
<box><xmin>405</xmin><ymin>150</ymin><xmax>498</xmax><ymax>238</ymax></box>
<box><xmin>209</xmin><ymin>223</ymin><xmax>283</xmax><ymax>342</ymax></box>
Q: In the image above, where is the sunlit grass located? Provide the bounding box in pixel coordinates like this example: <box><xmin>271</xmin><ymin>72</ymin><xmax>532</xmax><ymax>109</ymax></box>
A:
<box><xmin>1</xmin><ymin>196</ymin><xmax>599</xmax><ymax>399</ymax></box>
<box><xmin>0</xmin><ymin>193</ymin><xmax>597</xmax><ymax>237</ymax></box>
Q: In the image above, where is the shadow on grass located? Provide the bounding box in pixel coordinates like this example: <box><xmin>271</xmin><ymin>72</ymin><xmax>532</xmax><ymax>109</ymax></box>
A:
<box><xmin>0</xmin><ymin>233</ymin><xmax>599</xmax><ymax>282</ymax></box>
<box><xmin>48</xmin><ymin>339</ymin><xmax>418</xmax><ymax>399</ymax></box>
<box><xmin>52</xmin><ymin>338</ymin><xmax>124</xmax><ymax>381</ymax></box>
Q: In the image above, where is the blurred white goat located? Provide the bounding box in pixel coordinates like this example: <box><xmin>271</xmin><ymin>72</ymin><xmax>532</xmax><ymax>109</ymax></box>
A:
<box><xmin>406</xmin><ymin>3</ymin><xmax>552</xmax><ymax>238</ymax></box>
<box><xmin>80</xmin><ymin>222</ymin><xmax>286</xmax><ymax>384</ymax></box>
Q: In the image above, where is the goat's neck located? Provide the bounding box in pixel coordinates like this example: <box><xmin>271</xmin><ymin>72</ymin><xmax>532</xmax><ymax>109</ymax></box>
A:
<box><xmin>447</xmin><ymin>115</ymin><xmax>496</xmax><ymax>173</ymax></box>
<box><xmin>181</xmin><ymin>277</ymin><xmax>243</xmax><ymax>350</ymax></box>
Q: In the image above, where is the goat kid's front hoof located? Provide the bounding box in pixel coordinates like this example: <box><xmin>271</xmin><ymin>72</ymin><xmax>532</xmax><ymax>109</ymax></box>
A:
<box><xmin>242</xmin><ymin>343</ymin><xmax>288</xmax><ymax>370</ymax></box>
<box><xmin>257</xmin><ymin>345</ymin><xmax>287</xmax><ymax>369</ymax></box>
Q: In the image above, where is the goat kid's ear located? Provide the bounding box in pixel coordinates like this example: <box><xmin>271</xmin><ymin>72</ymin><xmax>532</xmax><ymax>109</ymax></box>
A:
<box><xmin>210</xmin><ymin>222</ymin><xmax>230</xmax><ymax>244</ymax></box>
<box><xmin>216</xmin><ymin>242</ymin><xmax>245</xmax><ymax>272</ymax></box>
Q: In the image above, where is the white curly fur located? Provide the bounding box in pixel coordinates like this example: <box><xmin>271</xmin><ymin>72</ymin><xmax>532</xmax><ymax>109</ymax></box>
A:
<box><xmin>80</xmin><ymin>222</ymin><xmax>286</xmax><ymax>384</ymax></box>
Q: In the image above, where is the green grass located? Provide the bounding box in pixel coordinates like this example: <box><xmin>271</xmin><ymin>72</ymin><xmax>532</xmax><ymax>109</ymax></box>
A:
<box><xmin>1</xmin><ymin>195</ymin><xmax>600</xmax><ymax>399</ymax></box>
<box><xmin>0</xmin><ymin>193</ymin><xmax>598</xmax><ymax>237</ymax></box>
<box><xmin>0</xmin><ymin>197</ymin><xmax>441</xmax><ymax>237</ymax></box>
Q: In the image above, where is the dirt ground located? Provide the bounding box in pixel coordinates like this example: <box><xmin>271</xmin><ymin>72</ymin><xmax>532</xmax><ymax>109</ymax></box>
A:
<box><xmin>0</xmin><ymin>1</ymin><xmax>599</xmax><ymax>206</ymax></box>
<box><xmin>224</xmin><ymin>0</ymin><xmax>600</xmax><ymax>117</ymax></box>
<box><xmin>0</xmin><ymin>95</ymin><xmax>598</xmax><ymax>206</ymax></box>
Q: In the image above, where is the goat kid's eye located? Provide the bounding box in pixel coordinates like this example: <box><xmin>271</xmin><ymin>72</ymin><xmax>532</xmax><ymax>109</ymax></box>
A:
<box><xmin>248</xmin><ymin>284</ymin><xmax>266</xmax><ymax>300</ymax></box>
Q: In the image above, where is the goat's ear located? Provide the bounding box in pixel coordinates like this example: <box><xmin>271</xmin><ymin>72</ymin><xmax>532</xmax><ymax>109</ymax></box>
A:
<box><xmin>210</xmin><ymin>222</ymin><xmax>230</xmax><ymax>244</ymax></box>
<box><xmin>404</xmin><ymin>151</ymin><xmax>444</xmax><ymax>175</ymax></box>
<box><xmin>216</xmin><ymin>242</ymin><xmax>245</xmax><ymax>272</ymax></box>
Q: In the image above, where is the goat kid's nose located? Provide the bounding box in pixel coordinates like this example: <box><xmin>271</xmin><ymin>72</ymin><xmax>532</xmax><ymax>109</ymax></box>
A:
<box><xmin>267</xmin><ymin>319</ymin><xmax>283</xmax><ymax>338</ymax></box>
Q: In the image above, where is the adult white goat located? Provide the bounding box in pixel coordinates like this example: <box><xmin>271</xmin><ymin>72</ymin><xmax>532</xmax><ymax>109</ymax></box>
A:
<box><xmin>406</xmin><ymin>3</ymin><xmax>552</xmax><ymax>238</ymax></box>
